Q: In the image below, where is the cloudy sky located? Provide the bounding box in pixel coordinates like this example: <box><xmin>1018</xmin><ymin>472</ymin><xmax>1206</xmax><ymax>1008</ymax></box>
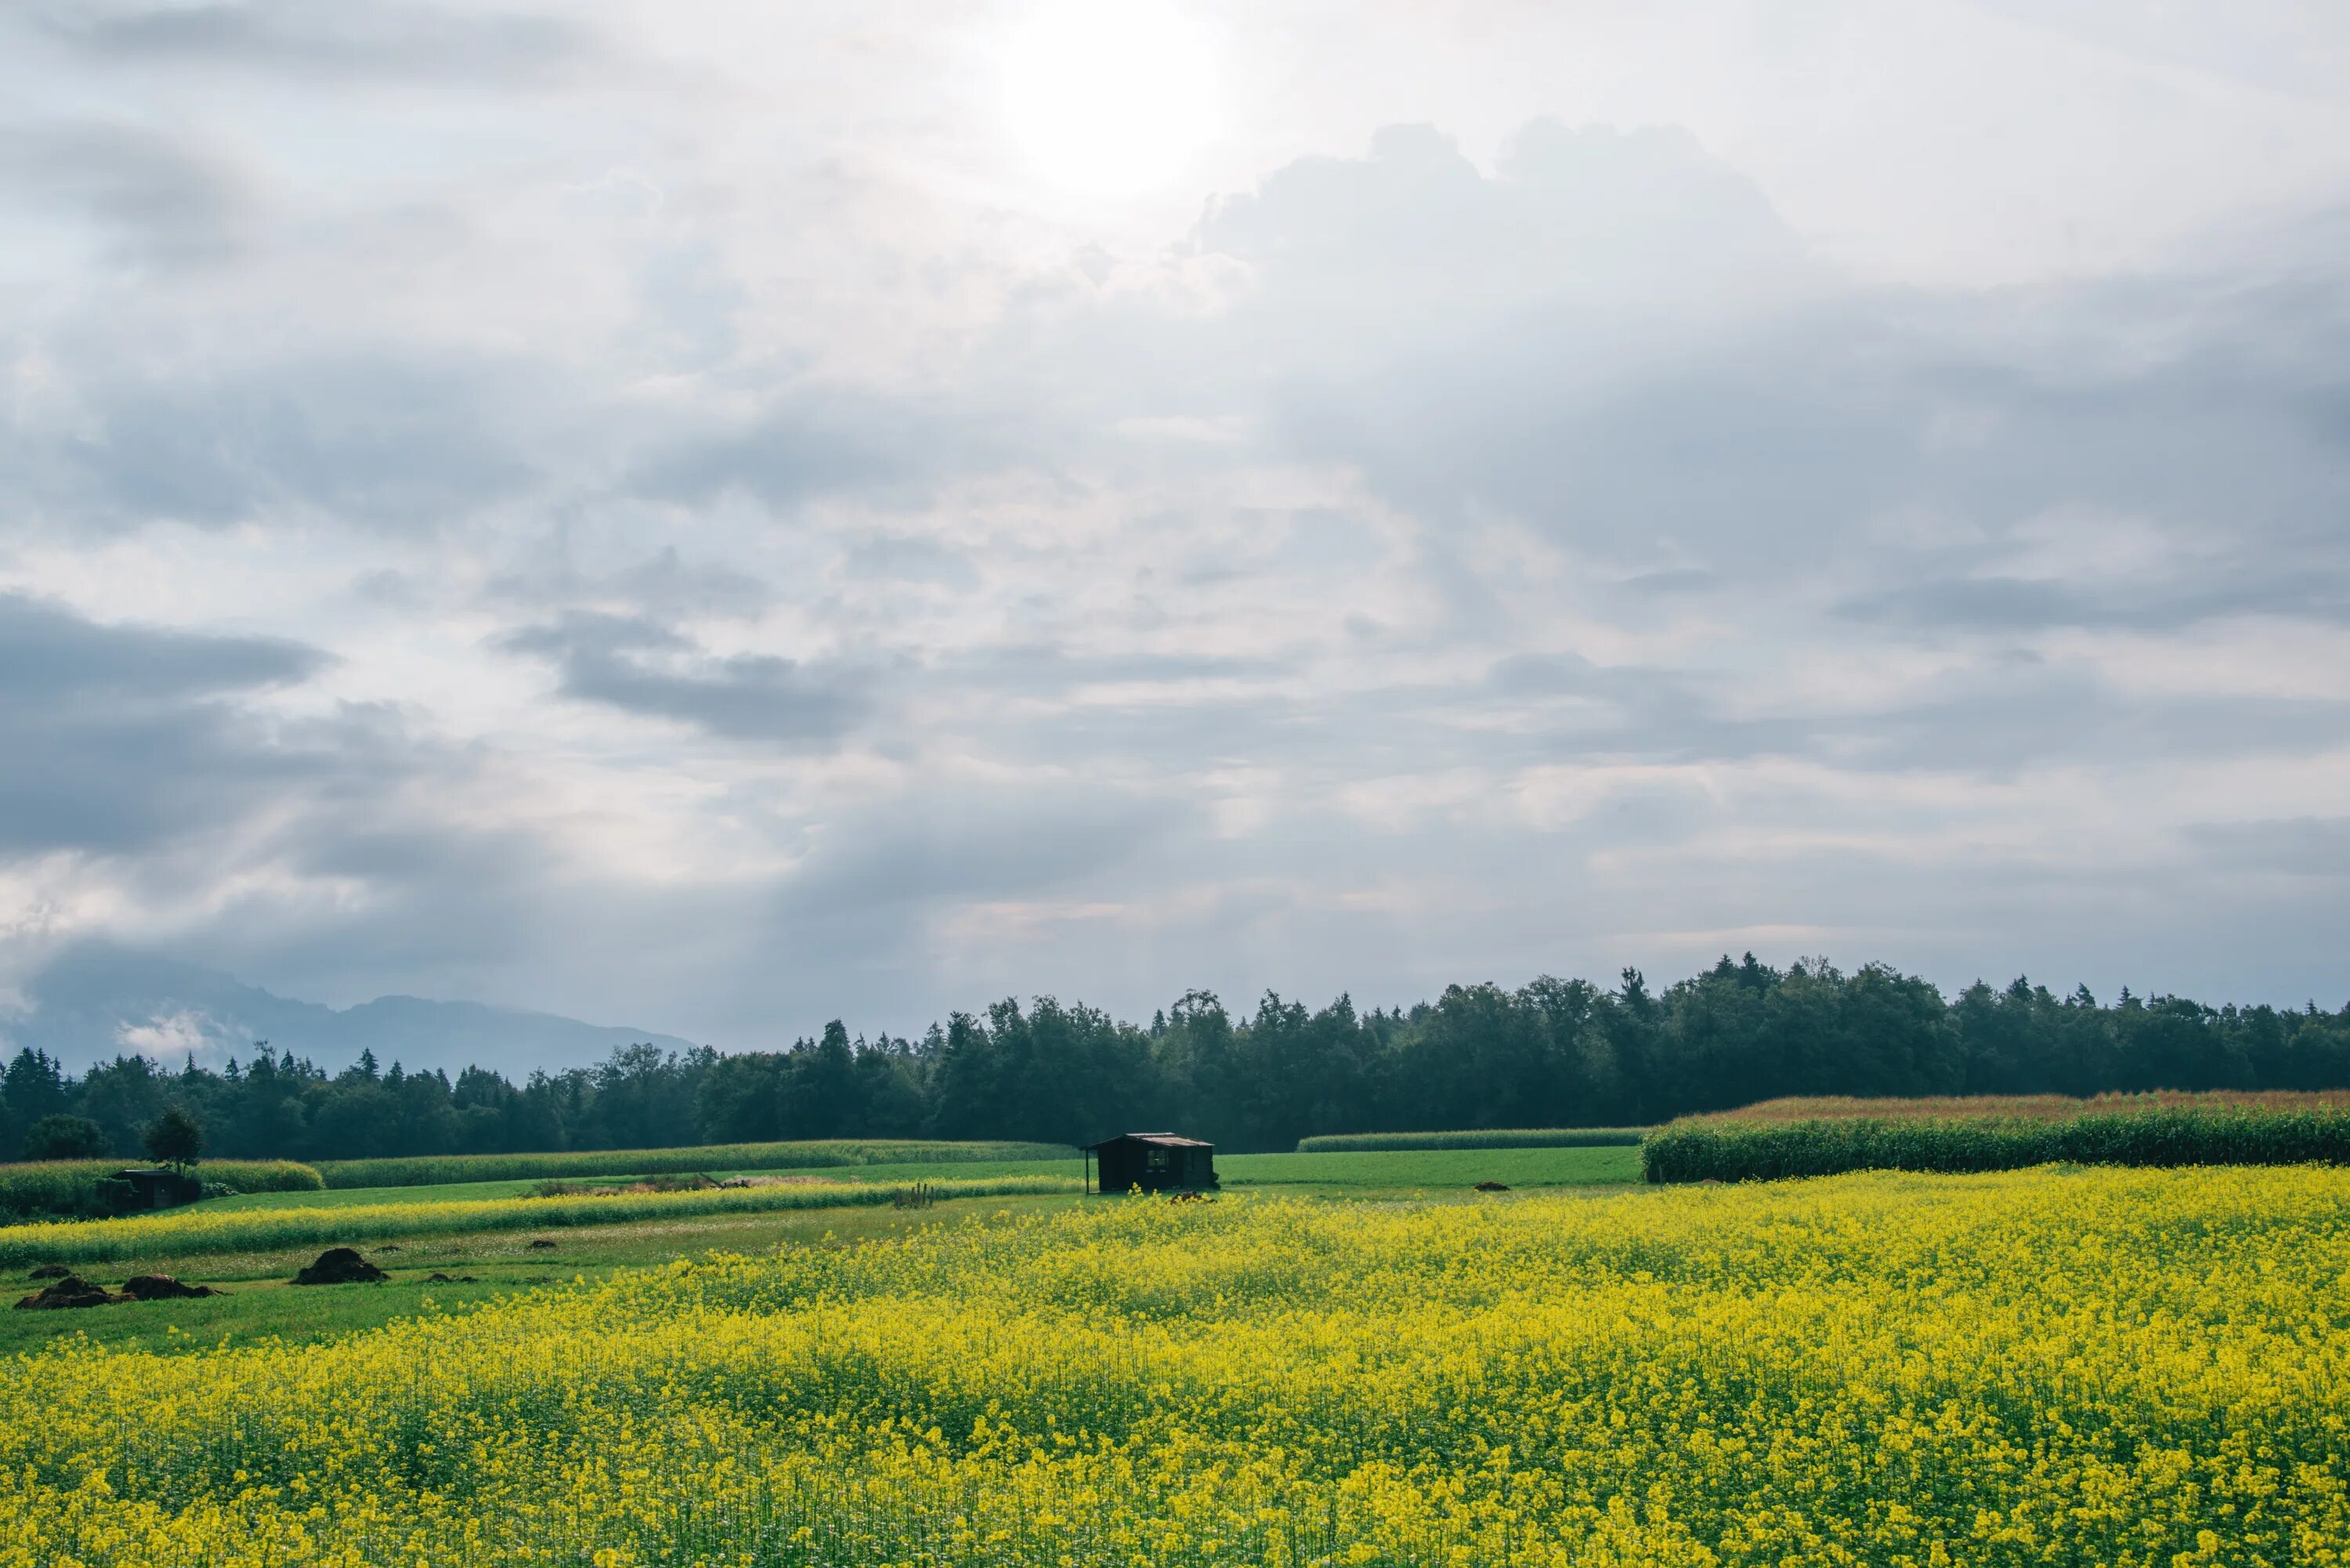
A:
<box><xmin>3</xmin><ymin>0</ymin><xmax>2347</xmax><ymax>1054</ymax></box>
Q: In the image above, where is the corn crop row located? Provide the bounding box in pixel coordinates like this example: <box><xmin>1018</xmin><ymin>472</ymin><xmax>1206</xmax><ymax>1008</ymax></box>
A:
<box><xmin>1643</xmin><ymin>1105</ymin><xmax>2350</xmax><ymax>1182</ymax></box>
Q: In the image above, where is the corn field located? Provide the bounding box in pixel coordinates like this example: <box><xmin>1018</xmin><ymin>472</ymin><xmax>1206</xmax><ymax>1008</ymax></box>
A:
<box><xmin>1643</xmin><ymin>1104</ymin><xmax>2350</xmax><ymax>1182</ymax></box>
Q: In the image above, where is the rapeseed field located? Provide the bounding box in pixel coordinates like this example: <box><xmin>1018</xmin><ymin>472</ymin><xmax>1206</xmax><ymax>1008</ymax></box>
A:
<box><xmin>2</xmin><ymin>1166</ymin><xmax>2345</xmax><ymax>1566</ymax></box>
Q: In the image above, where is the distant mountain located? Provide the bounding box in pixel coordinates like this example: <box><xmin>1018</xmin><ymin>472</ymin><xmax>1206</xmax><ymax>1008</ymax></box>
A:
<box><xmin>5</xmin><ymin>945</ymin><xmax>699</xmax><ymax>1076</ymax></box>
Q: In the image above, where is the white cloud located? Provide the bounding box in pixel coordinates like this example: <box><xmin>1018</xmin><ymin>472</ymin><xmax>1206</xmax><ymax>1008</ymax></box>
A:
<box><xmin>116</xmin><ymin>1008</ymin><xmax>226</xmax><ymax>1062</ymax></box>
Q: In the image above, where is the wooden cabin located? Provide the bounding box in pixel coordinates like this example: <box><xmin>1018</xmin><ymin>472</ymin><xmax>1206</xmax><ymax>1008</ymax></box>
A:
<box><xmin>105</xmin><ymin>1169</ymin><xmax>201</xmax><ymax>1212</ymax></box>
<box><xmin>1083</xmin><ymin>1133</ymin><xmax>1217</xmax><ymax>1194</ymax></box>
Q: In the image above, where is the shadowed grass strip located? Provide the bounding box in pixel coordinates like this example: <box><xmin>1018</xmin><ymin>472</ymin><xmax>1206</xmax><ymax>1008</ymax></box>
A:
<box><xmin>315</xmin><ymin>1139</ymin><xmax>1073</xmax><ymax>1189</ymax></box>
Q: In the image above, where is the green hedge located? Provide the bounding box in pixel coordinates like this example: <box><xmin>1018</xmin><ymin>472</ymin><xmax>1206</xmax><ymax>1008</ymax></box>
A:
<box><xmin>1295</xmin><ymin>1129</ymin><xmax>1648</xmax><ymax>1153</ymax></box>
<box><xmin>0</xmin><ymin>1159</ymin><xmax>324</xmax><ymax>1220</ymax></box>
<box><xmin>315</xmin><ymin>1139</ymin><xmax>1074</xmax><ymax>1190</ymax></box>
<box><xmin>1641</xmin><ymin>1108</ymin><xmax>2350</xmax><ymax>1183</ymax></box>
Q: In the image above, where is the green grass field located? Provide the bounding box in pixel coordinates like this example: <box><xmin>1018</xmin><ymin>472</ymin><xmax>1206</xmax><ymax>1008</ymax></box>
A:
<box><xmin>1293</xmin><ymin>1128</ymin><xmax>1647</xmax><ymax>1152</ymax></box>
<box><xmin>0</xmin><ymin>1145</ymin><xmax>1636</xmax><ymax>1359</ymax></box>
<box><xmin>1218</xmin><ymin>1145</ymin><xmax>1638</xmax><ymax>1190</ymax></box>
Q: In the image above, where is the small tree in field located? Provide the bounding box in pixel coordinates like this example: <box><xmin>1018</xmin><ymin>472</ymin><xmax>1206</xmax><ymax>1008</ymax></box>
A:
<box><xmin>143</xmin><ymin>1107</ymin><xmax>204</xmax><ymax>1172</ymax></box>
<box><xmin>22</xmin><ymin>1114</ymin><xmax>110</xmax><ymax>1161</ymax></box>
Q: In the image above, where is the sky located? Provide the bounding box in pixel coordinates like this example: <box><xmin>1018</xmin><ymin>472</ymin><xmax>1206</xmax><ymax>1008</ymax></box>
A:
<box><xmin>2</xmin><ymin>0</ymin><xmax>2348</xmax><ymax>1059</ymax></box>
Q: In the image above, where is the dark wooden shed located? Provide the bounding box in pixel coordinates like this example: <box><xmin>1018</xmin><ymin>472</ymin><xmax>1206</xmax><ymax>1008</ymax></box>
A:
<box><xmin>107</xmin><ymin>1169</ymin><xmax>200</xmax><ymax>1212</ymax></box>
<box><xmin>1083</xmin><ymin>1133</ymin><xmax>1217</xmax><ymax>1194</ymax></box>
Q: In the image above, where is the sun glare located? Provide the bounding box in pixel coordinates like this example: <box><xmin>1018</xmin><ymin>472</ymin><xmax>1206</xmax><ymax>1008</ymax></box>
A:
<box><xmin>1001</xmin><ymin>0</ymin><xmax>1217</xmax><ymax>196</ymax></box>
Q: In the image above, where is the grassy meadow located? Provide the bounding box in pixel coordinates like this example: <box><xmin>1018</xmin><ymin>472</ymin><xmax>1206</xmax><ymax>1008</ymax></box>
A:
<box><xmin>1220</xmin><ymin>1144</ymin><xmax>1638</xmax><ymax>1189</ymax></box>
<box><xmin>1292</xmin><ymin>1127</ymin><xmax>1647</xmax><ymax>1151</ymax></box>
<box><xmin>4</xmin><ymin>1165</ymin><xmax>2346</xmax><ymax>1564</ymax></box>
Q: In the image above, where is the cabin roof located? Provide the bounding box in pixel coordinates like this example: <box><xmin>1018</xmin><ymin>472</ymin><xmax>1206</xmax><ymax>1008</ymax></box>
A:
<box><xmin>1083</xmin><ymin>1132</ymin><xmax>1212</xmax><ymax>1151</ymax></box>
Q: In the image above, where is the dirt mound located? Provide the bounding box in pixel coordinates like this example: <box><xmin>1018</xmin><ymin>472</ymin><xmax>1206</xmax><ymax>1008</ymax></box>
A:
<box><xmin>425</xmin><ymin>1271</ymin><xmax>480</xmax><ymax>1283</ymax></box>
<box><xmin>25</xmin><ymin>1263</ymin><xmax>69</xmax><ymax>1281</ymax></box>
<box><xmin>291</xmin><ymin>1248</ymin><xmax>389</xmax><ymax>1286</ymax></box>
<box><xmin>13</xmin><ymin>1274</ymin><xmax>128</xmax><ymax>1310</ymax></box>
<box><xmin>1473</xmin><ymin>1180</ymin><xmax>1510</xmax><ymax>1192</ymax></box>
<box><xmin>122</xmin><ymin>1274</ymin><xmax>220</xmax><ymax>1300</ymax></box>
<box><xmin>526</xmin><ymin>1238</ymin><xmax>558</xmax><ymax>1249</ymax></box>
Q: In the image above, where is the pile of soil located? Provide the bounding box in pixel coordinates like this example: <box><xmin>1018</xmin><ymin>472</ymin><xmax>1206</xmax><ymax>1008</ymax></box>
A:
<box><xmin>291</xmin><ymin>1248</ymin><xmax>389</xmax><ymax>1286</ymax></box>
<box><xmin>425</xmin><ymin>1271</ymin><xmax>480</xmax><ymax>1283</ymax></box>
<box><xmin>526</xmin><ymin>1238</ymin><xmax>558</xmax><ymax>1250</ymax></box>
<box><xmin>14</xmin><ymin>1274</ymin><xmax>128</xmax><ymax>1310</ymax></box>
<box><xmin>26</xmin><ymin>1263</ymin><xmax>69</xmax><ymax>1281</ymax></box>
<box><xmin>123</xmin><ymin>1274</ymin><xmax>220</xmax><ymax>1300</ymax></box>
<box><xmin>1473</xmin><ymin>1180</ymin><xmax>1510</xmax><ymax>1192</ymax></box>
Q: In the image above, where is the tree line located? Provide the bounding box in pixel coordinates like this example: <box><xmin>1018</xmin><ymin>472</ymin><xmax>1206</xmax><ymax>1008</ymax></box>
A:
<box><xmin>5</xmin><ymin>956</ymin><xmax>2348</xmax><ymax>1162</ymax></box>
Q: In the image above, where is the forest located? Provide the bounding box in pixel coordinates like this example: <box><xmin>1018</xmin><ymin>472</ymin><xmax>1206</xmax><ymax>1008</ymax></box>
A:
<box><xmin>6</xmin><ymin>956</ymin><xmax>2348</xmax><ymax>1161</ymax></box>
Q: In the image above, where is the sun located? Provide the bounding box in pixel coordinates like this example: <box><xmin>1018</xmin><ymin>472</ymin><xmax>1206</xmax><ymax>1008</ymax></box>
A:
<box><xmin>1000</xmin><ymin>0</ymin><xmax>1217</xmax><ymax>196</ymax></box>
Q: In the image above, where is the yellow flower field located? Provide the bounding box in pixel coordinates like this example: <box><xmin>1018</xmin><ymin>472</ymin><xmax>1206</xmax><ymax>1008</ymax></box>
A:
<box><xmin>2</xmin><ymin>1166</ymin><xmax>2347</xmax><ymax>1566</ymax></box>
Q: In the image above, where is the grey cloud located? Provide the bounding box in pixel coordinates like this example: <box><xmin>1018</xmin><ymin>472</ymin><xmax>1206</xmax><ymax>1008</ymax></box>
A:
<box><xmin>630</xmin><ymin>396</ymin><xmax>967</xmax><ymax>513</ymax></box>
<box><xmin>34</xmin><ymin>0</ymin><xmax>595</xmax><ymax>82</ymax></box>
<box><xmin>2183</xmin><ymin>817</ymin><xmax>2350</xmax><ymax>878</ymax></box>
<box><xmin>743</xmin><ymin>784</ymin><xmax>1204</xmax><ymax>1001</ymax></box>
<box><xmin>6</xmin><ymin>353</ymin><xmax>542</xmax><ymax>531</ymax></box>
<box><xmin>1822</xmin><ymin>662</ymin><xmax>2350</xmax><ymax>775</ymax></box>
<box><xmin>1623</xmin><ymin>568</ymin><xmax>1716</xmax><ymax>594</ymax></box>
<box><xmin>1838</xmin><ymin>570</ymin><xmax>2350</xmax><ymax>634</ymax></box>
<box><xmin>844</xmin><ymin>534</ymin><xmax>980</xmax><ymax>588</ymax></box>
<box><xmin>782</xmin><ymin>787</ymin><xmax>1187</xmax><ymax>914</ymax></box>
<box><xmin>486</xmin><ymin>547</ymin><xmax>776</xmax><ymax>621</ymax></box>
<box><xmin>0</xmin><ymin>120</ymin><xmax>253</xmax><ymax>266</ymax></box>
<box><xmin>504</xmin><ymin>613</ymin><xmax>867</xmax><ymax>745</ymax></box>
<box><xmin>1173</xmin><ymin>128</ymin><xmax>2350</xmax><ymax>614</ymax></box>
<box><xmin>0</xmin><ymin>592</ymin><xmax>327</xmax><ymax>853</ymax></box>
<box><xmin>949</xmin><ymin>643</ymin><xmax>1287</xmax><ymax>692</ymax></box>
<box><xmin>1197</xmin><ymin>120</ymin><xmax>1806</xmax><ymax>310</ymax></box>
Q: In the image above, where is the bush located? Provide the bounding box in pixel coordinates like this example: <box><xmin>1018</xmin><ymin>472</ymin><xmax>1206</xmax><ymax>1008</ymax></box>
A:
<box><xmin>314</xmin><ymin>1139</ymin><xmax>1075</xmax><ymax>1190</ymax></box>
<box><xmin>20</xmin><ymin>1115</ymin><xmax>110</xmax><ymax>1162</ymax></box>
<box><xmin>1641</xmin><ymin>1107</ymin><xmax>2350</xmax><ymax>1183</ymax></box>
<box><xmin>1295</xmin><ymin>1129</ymin><xmax>1648</xmax><ymax>1153</ymax></box>
<box><xmin>0</xmin><ymin>1158</ymin><xmax>324</xmax><ymax>1221</ymax></box>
